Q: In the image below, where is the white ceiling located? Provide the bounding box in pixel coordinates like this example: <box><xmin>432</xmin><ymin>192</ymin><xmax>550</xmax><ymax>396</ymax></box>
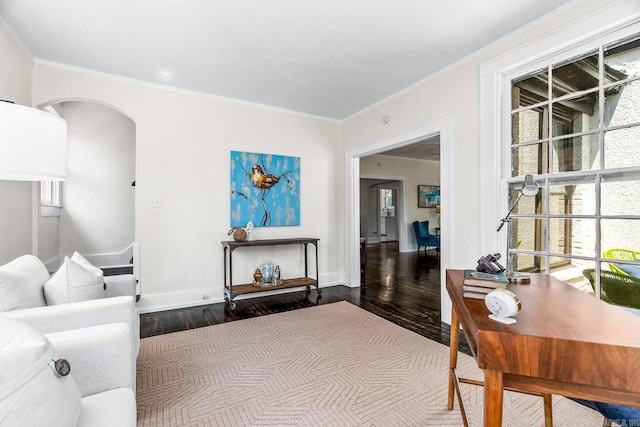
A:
<box><xmin>0</xmin><ymin>0</ymin><xmax>574</xmax><ymax>122</ymax></box>
<box><xmin>381</xmin><ymin>136</ymin><xmax>441</xmax><ymax>161</ymax></box>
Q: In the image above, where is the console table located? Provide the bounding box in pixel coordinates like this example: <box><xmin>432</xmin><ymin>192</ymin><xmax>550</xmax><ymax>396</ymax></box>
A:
<box><xmin>221</xmin><ymin>238</ymin><xmax>320</xmax><ymax>309</ymax></box>
<box><xmin>446</xmin><ymin>269</ymin><xmax>640</xmax><ymax>426</ymax></box>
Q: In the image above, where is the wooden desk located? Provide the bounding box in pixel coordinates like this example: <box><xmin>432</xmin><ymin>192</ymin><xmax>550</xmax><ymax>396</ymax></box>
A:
<box><xmin>446</xmin><ymin>269</ymin><xmax>640</xmax><ymax>426</ymax></box>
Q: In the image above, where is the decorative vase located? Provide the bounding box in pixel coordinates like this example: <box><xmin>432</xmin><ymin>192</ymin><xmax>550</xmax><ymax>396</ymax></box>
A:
<box><xmin>253</xmin><ymin>268</ymin><xmax>263</xmax><ymax>286</ymax></box>
<box><xmin>228</xmin><ymin>227</ymin><xmax>247</xmax><ymax>242</ymax></box>
<box><xmin>274</xmin><ymin>265</ymin><xmax>281</xmax><ymax>285</ymax></box>
<box><xmin>260</xmin><ymin>260</ymin><xmax>274</xmax><ymax>285</ymax></box>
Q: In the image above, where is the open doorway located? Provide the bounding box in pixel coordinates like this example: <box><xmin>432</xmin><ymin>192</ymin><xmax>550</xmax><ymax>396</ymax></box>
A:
<box><xmin>358</xmin><ymin>135</ymin><xmax>440</xmax><ymax>262</ymax></box>
<box><xmin>360</xmin><ymin>179</ymin><xmax>402</xmax><ymax>244</ymax></box>
<box><xmin>346</xmin><ymin>119</ymin><xmax>452</xmax><ymax>316</ymax></box>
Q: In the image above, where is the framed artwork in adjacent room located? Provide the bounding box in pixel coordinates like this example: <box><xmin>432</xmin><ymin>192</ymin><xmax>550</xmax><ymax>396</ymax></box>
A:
<box><xmin>230</xmin><ymin>150</ymin><xmax>300</xmax><ymax>227</ymax></box>
<box><xmin>418</xmin><ymin>185</ymin><xmax>440</xmax><ymax>208</ymax></box>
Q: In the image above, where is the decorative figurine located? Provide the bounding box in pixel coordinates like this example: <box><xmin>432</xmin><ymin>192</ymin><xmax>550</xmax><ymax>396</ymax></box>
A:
<box><xmin>245</xmin><ymin>221</ymin><xmax>254</xmax><ymax>240</ymax></box>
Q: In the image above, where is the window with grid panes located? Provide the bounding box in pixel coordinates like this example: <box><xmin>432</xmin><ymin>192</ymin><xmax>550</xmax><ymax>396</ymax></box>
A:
<box><xmin>509</xmin><ymin>35</ymin><xmax>640</xmax><ymax>307</ymax></box>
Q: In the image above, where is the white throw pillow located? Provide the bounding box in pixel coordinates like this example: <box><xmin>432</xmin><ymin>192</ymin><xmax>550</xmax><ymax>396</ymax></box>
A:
<box><xmin>71</xmin><ymin>251</ymin><xmax>104</xmax><ymax>277</ymax></box>
<box><xmin>0</xmin><ymin>254</ymin><xmax>49</xmax><ymax>312</ymax></box>
<box><xmin>44</xmin><ymin>257</ymin><xmax>105</xmax><ymax>305</ymax></box>
<box><xmin>0</xmin><ymin>316</ymin><xmax>82</xmax><ymax>427</ymax></box>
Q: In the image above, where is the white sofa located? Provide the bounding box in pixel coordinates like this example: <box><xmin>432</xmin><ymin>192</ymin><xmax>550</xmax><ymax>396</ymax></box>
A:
<box><xmin>0</xmin><ymin>316</ymin><xmax>136</xmax><ymax>427</ymax></box>
<box><xmin>0</xmin><ymin>254</ymin><xmax>139</xmax><ymax>355</ymax></box>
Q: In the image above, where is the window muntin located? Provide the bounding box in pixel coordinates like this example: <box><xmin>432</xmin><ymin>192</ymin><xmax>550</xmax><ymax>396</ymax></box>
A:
<box><xmin>508</xmin><ymin>34</ymin><xmax>640</xmax><ymax>308</ymax></box>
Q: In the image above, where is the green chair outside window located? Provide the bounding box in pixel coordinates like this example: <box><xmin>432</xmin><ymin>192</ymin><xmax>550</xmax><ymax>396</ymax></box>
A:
<box><xmin>602</xmin><ymin>248</ymin><xmax>640</xmax><ymax>277</ymax></box>
<box><xmin>583</xmin><ymin>268</ymin><xmax>640</xmax><ymax>310</ymax></box>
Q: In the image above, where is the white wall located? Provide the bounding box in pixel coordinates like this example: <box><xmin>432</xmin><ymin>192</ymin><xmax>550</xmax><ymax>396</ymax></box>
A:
<box><xmin>0</xmin><ymin>24</ymin><xmax>35</xmax><ymax>264</ymax></box>
<box><xmin>58</xmin><ymin>101</ymin><xmax>135</xmax><ymax>258</ymax></box>
<box><xmin>342</xmin><ymin>0</ymin><xmax>626</xmax><ymax>323</ymax></box>
<box><xmin>32</xmin><ymin>65</ymin><xmax>343</xmax><ymax>309</ymax></box>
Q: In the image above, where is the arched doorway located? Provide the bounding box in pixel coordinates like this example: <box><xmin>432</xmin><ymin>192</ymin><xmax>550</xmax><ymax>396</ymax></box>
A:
<box><xmin>39</xmin><ymin>100</ymin><xmax>136</xmax><ymax>271</ymax></box>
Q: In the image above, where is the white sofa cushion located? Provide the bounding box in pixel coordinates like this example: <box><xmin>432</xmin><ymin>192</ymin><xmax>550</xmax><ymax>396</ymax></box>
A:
<box><xmin>44</xmin><ymin>256</ymin><xmax>105</xmax><ymax>305</ymax></box>
<box><xmin>0</xmin><ymin>254</ymin><xmax>48</xmax><ymax>312</ymax></box>
<box><xmin>0</xmin><ymin>316</ymin><xmax>82</xmax><ymax>427</ymax></box>
<box><xmin>71</xmin><ymin>251</ymin><xmax>104</xmax><ymax>276</ymax></box>
<box><xmin>70</xmin><ymin>252</ymin><xmax>137</xmax><ymax>299</ymax></box>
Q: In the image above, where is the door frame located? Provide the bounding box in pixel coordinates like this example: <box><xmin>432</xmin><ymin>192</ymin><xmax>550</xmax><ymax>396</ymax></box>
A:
<box><xmin>345</xmin><ymin>118</ymin><xmax>452</xmax><ymax>307</ymax></box>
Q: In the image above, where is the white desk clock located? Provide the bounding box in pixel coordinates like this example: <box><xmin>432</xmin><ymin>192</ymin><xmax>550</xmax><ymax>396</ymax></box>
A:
<box><xmin>485</xmin><ymin>288</ymin><xmax>521</xmax><ymax>324</ymax></box>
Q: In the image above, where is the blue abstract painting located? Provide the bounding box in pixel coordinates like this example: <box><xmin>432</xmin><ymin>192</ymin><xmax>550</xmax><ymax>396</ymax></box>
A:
<box><xmin>230</xmin><ymin>151</ymin><xmax>300</xmax><ymax>227</ymax></box>
<box><xmin>418</xmin><ymin>185</ymin><xmax>440</xmax><ymax>208</ymax></box>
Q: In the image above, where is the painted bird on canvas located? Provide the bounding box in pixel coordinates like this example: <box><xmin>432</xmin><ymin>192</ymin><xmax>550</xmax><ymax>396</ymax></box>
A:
<box><xmin>249</xmin><ymin>164</ymin><xmax>291</xmax><ymax>225</ymax></box>
<box><xmin>250</xmin><ymin>165</ymin><xmax>290</xmax><ymax>190</ymax></box>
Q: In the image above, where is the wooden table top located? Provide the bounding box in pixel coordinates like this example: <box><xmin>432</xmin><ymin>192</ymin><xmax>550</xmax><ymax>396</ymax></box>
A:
<box><xmin>446</xmin><ymin>269</ymin><xmax>640</xmax><ymax>405</ymax></box>
<box><xmin>221</xmin><ymin>237</ymin><xmax>319</xmax><ymax>249</ymax></box>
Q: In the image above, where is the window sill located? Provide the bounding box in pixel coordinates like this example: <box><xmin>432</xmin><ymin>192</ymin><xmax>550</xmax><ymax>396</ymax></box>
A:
<box><xmin>41</xmin><ymin>205</ymin><xmax>61</xmax><ymax>217</ymax></box>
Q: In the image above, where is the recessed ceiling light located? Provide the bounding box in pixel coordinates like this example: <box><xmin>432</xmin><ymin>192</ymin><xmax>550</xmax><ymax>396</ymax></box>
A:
<box><xmin>157</xmin><ymin>70</ymin><xmax>174</xmax><ymax>82</ymax></box>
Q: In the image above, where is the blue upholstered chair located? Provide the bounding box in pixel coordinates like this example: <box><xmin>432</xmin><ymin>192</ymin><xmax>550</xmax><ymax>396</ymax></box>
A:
<box><xmin>412</xmin><ymin>220</ymin><xmax>440</xmax><ymax>257</ymax></box>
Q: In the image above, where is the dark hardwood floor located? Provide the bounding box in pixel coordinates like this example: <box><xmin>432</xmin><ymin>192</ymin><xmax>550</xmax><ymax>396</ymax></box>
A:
<box><xmin>140</xmin><ymin>241</ymin><xmax>471</xmax><ymax>355</ymax></box>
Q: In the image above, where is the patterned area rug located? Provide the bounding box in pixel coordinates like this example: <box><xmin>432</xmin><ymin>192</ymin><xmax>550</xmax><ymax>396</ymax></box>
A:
<box><xmin>136</xmin><ymin>301</ymin><xmax>602</xmax><ymax>426</ymax></box>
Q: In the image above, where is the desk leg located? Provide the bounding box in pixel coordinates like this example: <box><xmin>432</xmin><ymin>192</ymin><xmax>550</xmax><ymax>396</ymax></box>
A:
<box><xmin>448</xmin><ymin>309</ymin><xmax>460</xmax><ymax>410</ymax></box>
<box><xmin>543</xmin><ymin>394</ymin><xmax>553</xmax><ymax>427</ymax></box>
<box><xmin>484</xmin><ymin>369</ymin><xmax>504</xmax><ymax>427</ymax></box>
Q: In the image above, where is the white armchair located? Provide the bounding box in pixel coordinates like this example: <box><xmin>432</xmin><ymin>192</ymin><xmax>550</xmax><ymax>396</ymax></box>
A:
<box><xmin>0</xmin><ymin>316</ymin><xmax>136</xmax><ymax>427</ymax></box>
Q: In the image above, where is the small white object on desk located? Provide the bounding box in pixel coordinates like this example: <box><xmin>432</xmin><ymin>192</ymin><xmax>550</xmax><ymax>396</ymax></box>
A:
<box><xmin>485</xmin><ymin>288</ymin><xmax>521</xmax><ymax>324</ymax></box>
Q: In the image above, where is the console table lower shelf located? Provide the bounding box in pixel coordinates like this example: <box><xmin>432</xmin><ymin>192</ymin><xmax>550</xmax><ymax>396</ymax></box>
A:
<box><xmin>221</xmin><ymin>237</ymin><xmax>321</xmax><ymax>310</ymax></box>
<box><xmin>225</xmin><ymin>278</ymin><xmax>319</xmax><ymax>308</ymax></box>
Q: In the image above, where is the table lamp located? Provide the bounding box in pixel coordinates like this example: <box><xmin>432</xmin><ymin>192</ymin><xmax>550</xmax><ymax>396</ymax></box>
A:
<box><xmin>496</xmin><ymin>174</ymin><xmax>539</xmax><ymax>282</ymax></box>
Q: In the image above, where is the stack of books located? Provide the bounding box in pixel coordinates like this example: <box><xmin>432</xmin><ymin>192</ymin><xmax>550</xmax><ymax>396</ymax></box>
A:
<box><xmin>463</xmin><ymin>269</ymin><xmax>508</xmax><ymax>299</ymax></box>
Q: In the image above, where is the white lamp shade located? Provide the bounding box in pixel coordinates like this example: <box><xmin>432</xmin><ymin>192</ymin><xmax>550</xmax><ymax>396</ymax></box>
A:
<box><xmin>521</xmin><ymin>175</ymin><xmax>539</xmax><ymax>197</ymax></box>
<box><xmin>0</xmin><ymin>102</ymin><xmax>67</xmax><ymax>181</ymax></box>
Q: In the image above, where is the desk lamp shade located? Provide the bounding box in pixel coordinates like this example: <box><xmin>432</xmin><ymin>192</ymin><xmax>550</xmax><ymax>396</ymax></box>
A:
<box><xmin>0</xmin><ymin>101</ymin><xmax>67</xmax><ymax>181</ymax></box>
<box><xmin>521</xmin><ymin>174</ymin><xmax>539</xmax><ymax>197</ymax></box>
